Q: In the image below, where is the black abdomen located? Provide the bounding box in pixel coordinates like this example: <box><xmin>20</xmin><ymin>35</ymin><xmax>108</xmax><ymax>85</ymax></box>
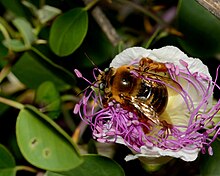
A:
<box><xmin>137</xmin><ymin>80</ymin><xmax>168</xmax><ymax>115</ymax></box>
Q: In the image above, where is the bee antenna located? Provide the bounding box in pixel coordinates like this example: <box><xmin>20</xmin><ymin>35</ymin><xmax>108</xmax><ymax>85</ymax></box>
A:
<box><xmin>84</xmin><ymin>52</ymin><xmax>98</xmax><ymax>68</ymax></box>
<box><xmin>76</xmin><ymin>85</ymin><xmax>91</xmax><ymax>96</ymax></box>
<box><xmin>76</xmin><ymin>80</ymin><xmax>99</xmax><ymax>96</ymax></box>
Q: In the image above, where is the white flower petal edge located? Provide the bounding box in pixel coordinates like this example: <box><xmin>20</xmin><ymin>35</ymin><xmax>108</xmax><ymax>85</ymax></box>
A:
<box><xmin>107</xmin><ymin>132</ymin><xmax>200</xmax><ymax>162</ymax></box>
<box><xmin>111</xmin><ymin>135</ymin><xmax>199</xmax><ymax>162</ymax></box>
<box><xmin>110</xmin><ymin>46</ymin><xmax>211</xmax><ymax>79</ymax></box>
<box><xmin>125</xmin><ymin>146</ymin><xmax>200</xmax><ymax>162</ymax></box>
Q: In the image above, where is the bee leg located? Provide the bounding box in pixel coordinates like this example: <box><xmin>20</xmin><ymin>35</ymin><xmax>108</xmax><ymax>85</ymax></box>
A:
<box><xmin>139</xmin><ymin>58</ymin><xmax>167</xmax><ymax>73</ymax></box>
<box><xmin>160</xmin><ymin>120</ymin><xmax>173</xmax><ymax>129</ymax></box>
<box><xmin>139</xmin><ymin>58</ymin><xmax>152</xmax><ymax>72</ymax></box>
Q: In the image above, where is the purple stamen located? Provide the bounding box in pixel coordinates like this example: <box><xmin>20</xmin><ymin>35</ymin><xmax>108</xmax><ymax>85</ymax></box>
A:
<box><xmin>74</xmin><ymin>69</ymin><xmax>82</xmax><ymax>78</ymax></box>
<box><xmin>179</xmin><ymin>59</ymin><xmax>188</xmax><ymax>67</ymax></box>
<box><xmin>74</xmin><ymin>59</ymin><xmax>220</xmax><ymax>158</ymax></box>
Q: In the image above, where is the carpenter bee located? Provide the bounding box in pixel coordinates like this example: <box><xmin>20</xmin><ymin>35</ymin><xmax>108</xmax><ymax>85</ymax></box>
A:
<box><xmin>97</xmin><ymin>58</ymin><xmax>181</xmax><ymax>126</ymax></box>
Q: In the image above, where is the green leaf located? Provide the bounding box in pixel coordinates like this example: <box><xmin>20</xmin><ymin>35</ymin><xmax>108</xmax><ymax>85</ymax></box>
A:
<box><xmin>37</xmin><ymin>5</ymin><xmax>62</xmax><ymax>24</ymax></box>
<box><xmin>0</xmin><ymin>0</ymin><xmax>28</xmax><ymax>18</ymax></box>
<box><xmin>47</xmin><ymin>154</ymin><xmax>125</xmax><ymax>176</ymax></box>
<box><xmin>11</xmin><ymin>49</ymin><xmax>76</xmax><ymax>91</ymax></box>
<box><xmin>200</xmin><ymin>141</ymin><xmax>220</xmax><ymax>175</ymax></box>
<box><xmin>0</xmin><ymin>144</ymin><xmax>16</xmax><ymax>168</ymax></box>
<box><xmin>0</xmin><ymin>144</ymin><xmax>16</xmax><ymax>176</ymax></box>
<box><xmin>35</xmin><ymin>81</ymin><xmax>61</xmax><ymax>119</ymax></box>
<box><xmin>0</xmin><ymin>168</ymin><xmax>16</xmax><ymax>176</ymax></box>
<box><xmin>22</xmin><ymin>1</ymin><xmax>62</xmax><ymax>24</ymax></box>
<box><xmin>49</xmin><ymin>8</ymin><xmax>88</xmax><ymax>56</ymax></box>
<box><xmin>177</xmin><ymin>0</ymin><xmax>220</xmax><ymax>57</ymax></box>
<box><xmin>2</xmin><ymin>17</ymin><xmax>34</xmax><ymax>51</ymax></box>
<box><xmin>3</xmin><ymin>39</ymin><xmax>27</xmax><ymax>52</ymax></box>
<box><xmin>12</xmin><ymin>17</ymin><xmax>36</xmax><ymax>48</ymax></box>
<box><xmin>16</xmin><ymin>105</ymin><xmax>82</xmax><ymax>171</ymax></box>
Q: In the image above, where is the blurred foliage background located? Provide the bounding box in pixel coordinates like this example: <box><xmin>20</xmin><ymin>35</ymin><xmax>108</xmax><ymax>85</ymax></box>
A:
<box><xmin>0</xmin><ymin>0</ymin><xmax>219</xmax><ymax>175</ymax></box>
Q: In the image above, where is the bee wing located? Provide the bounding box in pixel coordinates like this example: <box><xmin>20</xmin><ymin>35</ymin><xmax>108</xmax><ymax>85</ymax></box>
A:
<box><xmin>138</xmin><ymin>71</ymin><xmax>182</xmax><ymax>96</ymax></box>
<box><xmin>130</xmin><ymin>96</ymin><xmax>160</xmax><ymax>125</ymax></box>
<box><xmin>159</xmin><ymin>77</ymin><xmax>182</xmax><ymax>97</ymax></box>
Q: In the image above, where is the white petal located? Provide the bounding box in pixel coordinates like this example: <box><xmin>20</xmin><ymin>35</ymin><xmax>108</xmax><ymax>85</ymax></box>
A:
<box><xmin>110</xmin><ymin>46</ymin><xmax>211</xmax><ymax>79</ymax></box>
<box><xmin>109</xmin><ymin>136</ymin><xmax>199</xmax><ymax>162</ymax></box>
<box><xmin>110</xmin><ymin>47</ymin><xmax>152</xmax><ymax>68</ymax></box>
<box><xmin>125</xmin><ymin>154</ymin><xmax>172</xmax><ymax>165</ymax></box>
<box><xmin>160</xmin><ymin>93</ymin><xmax>189</xmax><ymax>128</ymax></box>
<box><xmin>150</xmin><ymin>46</ymin><xmax>189</xmax><ymax>62</ymax></box>
<box><xmin>125</xmin><ymin>146</ymin><xmax>200</xmax><ymax>163</ymax></box>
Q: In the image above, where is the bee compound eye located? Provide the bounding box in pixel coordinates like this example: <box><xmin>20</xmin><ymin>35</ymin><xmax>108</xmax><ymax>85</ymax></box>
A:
<box><xmin>121</xmin><ymin>78</ymin><xmax>130</xmax><ymax>86</ymax></box>
<box><xmin>120</xmin><ymin>77</ymin><xmax>133</xmax><ymax>90</ymax></box>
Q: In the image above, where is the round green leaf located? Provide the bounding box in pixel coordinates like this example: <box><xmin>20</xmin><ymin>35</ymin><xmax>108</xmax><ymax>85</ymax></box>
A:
<box><xmin>35</xmin><ymin>81</ymin><xmax>61</xmax><ymax>119</ymax></box>
<box><xmin>49</xmin><ymin>8</ymin><xmax>88</xmax><ymax>56</ymax></box>
<box><xmin>16</xmin><ymin>107</ymin><xmax>82</xmax><ymax>171</ymax></box>
<box><xmin>0</xmin><ymin>144</ymin><xmax>16</xmax><ymax>168</ymax></box>
<box><xmin>47</xmin><ymin>154</ymin><xmax>125</xmax><ymax>176</ymax></box>
<box><xmin>177</xmin><ymin>0</ymin><xmax>220</xmax><ymax>57</ymax></box>
<box><xmin>0</xmin><ymin>144</ymin><xmax>16</xmax><ymax>176</ymax></box>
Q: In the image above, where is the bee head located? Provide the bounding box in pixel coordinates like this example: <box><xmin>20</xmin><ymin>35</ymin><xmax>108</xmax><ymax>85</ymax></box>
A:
<box><xmin>98</xmin><ymin>67</ymin><xmax>116</xmax><ymax>92</ymax></box>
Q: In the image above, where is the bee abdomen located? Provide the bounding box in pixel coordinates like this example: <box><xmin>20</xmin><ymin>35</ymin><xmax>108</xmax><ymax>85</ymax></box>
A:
<box><xmin>137</xmin><ymin>81</ymin><xmax>168</xmax><ymax>115</ymax></box>
<box><xmin>151</xmin><ymin>84</ymin><xmax>168</xmax><ymax>114</ymax></box>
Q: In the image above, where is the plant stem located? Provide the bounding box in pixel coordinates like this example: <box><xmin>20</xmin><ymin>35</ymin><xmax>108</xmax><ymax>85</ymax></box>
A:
<box><xmin>0</xmin><ymin>63</ymin><xmax>11</xmax><ymax>83</ymax></box>
<box><xmin>39</xmin><ymin>0</ymin><xmax>46</xmax><ymax>8</ymax></box>
<box><xmin>0</xmin><ymin>96</ymin><xmax>24</xmax><ymax>109</ymax></box>
<box><xmin>144</xmin><ymin>28</ymin><xmax>160</xmax><ymax>48</ymax></box>
<box><xmin>82</xmin><ymin>0</ymin><xmax>121</xmax><ymax>46</ymax></box>
<box><xmin>196</xmin><ymin>0</ymin><xmax>220</xmax><ymax>19</ymax></box>
<box><xmin>0</xmin><ymin>23</ymin><xmax>10</xmax><ymax>41</ymax></box>
<box><xmin>0</xmin><ymin>17</ymin><xmax>17</xmax><ymax>38</ymax></box>
<box><xmin>116</xmin><ymin>0</ymin><xmax>167</xmax><ymax>26</ymax></box>
<box><xmin>16</xmin><ymin>165</ymin><xmax>38</xmax><ymax>173</ymax></box>
<box><xmin>83</xmin><ymin>0</ymin><xmax>100</xmax><ymax>11</ymax></box>
<box><xmin>72</xmin><ymin>120</ymin><xmax>88</xmax><ymax>143</ymax></box>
